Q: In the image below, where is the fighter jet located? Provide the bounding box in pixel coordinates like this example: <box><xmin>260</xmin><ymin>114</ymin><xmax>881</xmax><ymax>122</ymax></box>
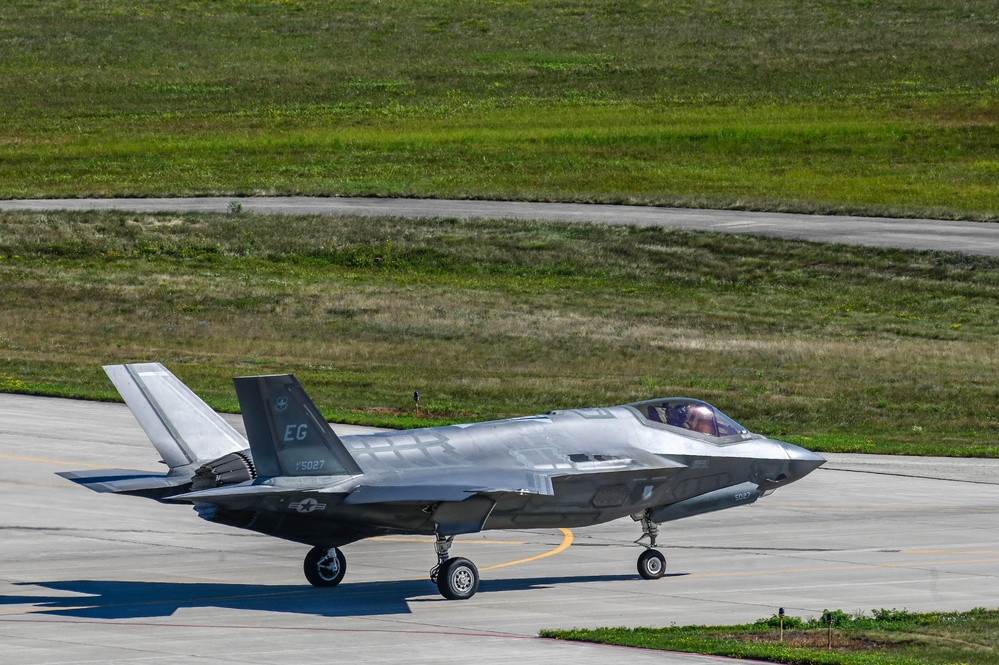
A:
<box><xmin>59</xmin><ymin>363</ymin><xmax>824</xmax><ymax>600</ymax></box>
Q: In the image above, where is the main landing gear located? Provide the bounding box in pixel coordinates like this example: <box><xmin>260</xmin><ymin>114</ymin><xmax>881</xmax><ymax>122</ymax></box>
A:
<box><xmin>303</xmin><ymin>535</ymin><xmax>481</xmax><ymax>600</ymax></box>
<box><xmin>635</xmin><ymin>510</ymin><xmax>667</xmax><ymax>580</ymax></box>
<box><xmin>304</xmin><ymin>545</ymin><xmax>347</xmax><ymax>587</ymax></box>
<box><xmin>430</xmin><ymin>534</ymin><xmax>480</xmax><ymax>600</ymax></box>
<box><xmin>304</xmin><ymin>517</ymin><xmax>662</xmax><ymax>598</ymax></box>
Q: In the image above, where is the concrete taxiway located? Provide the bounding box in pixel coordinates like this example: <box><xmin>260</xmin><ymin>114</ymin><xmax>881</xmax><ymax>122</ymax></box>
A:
<box><xmin>2</xmin><ymin>393</ymin><xmax>998</xmax><ymax>664</ymax></box>
<box><xmin>2</xmin><ymin>197</ymin><xmax>999</xmax><ymax>256</ymax></box>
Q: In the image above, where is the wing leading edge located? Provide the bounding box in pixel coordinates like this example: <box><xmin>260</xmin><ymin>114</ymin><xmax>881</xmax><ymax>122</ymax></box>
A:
<box><xmin>167</xmin><ymin>467</ymin><xmax>555</xmax><ymax>505</ymax></box>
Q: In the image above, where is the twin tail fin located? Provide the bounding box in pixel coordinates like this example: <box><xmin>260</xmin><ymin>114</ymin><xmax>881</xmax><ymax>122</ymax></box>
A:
<box><xmin>234</xmin><ymin>373</ymin><xmax>362</xmax><ymax>478</ymax></box>
<box><xmin>59</xmin><ymin>365</ymin><xmax>361</xmax><ymax>499</ymax></box>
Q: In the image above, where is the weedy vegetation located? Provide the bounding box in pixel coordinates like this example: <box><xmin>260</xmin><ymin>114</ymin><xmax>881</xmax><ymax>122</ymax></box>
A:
<box><xmin>2</xmin><ymin>210</ymin><xmax>998</xmax><ymax>454</ymax></box>
<box><xmin>540</xmin><ymin>607</ymin><xmax>999</xmax><ymax>665</ymax></box>
<box><xmin>1</xmin><ymin>1</ymin><xmax>998</xmax><ymax>219</ymax></box>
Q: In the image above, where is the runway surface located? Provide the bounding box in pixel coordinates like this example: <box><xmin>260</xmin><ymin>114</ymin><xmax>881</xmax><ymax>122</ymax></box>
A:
<box><xmin>2</xmin><ymin>393</ymin><xmax>998</xmax><ymax>664</ymax></box>
<box><xmin>3</xmin><ymin>197</ymin><xmax>999</xmax><ymax>256</ymax></box>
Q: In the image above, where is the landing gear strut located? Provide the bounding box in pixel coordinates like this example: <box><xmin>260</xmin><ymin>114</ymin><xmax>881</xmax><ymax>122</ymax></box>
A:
<box><xmin>304</xmin><ymin>545</ymin><xmax>347</xmax><ymax>587</ymax></box>
<box><xmin>430</xmin><ymin>533</ymin><xmax>479</xmax><ymax>600</ymax></box>
<box><xmin>635</xmin><ymin>510</ymin><xmax>667</xmax><ymax>580</ymax></box>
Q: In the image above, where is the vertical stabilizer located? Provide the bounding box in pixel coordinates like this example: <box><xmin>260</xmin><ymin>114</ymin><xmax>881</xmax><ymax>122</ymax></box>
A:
<box><xmin>233</xmin><ymin>374</ymin><xmax>363</xmax><ymax>478</ymax></box>
<box><xmin>105</xmin><ymin>363</ymin><xmax>248</xmax><ymax>468</ymax></box>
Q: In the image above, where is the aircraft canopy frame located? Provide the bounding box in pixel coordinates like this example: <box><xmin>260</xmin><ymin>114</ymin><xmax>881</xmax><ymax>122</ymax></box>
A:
<box><xmin>628</xmin><ymin>398</ymin><xmax>757</xmax><ymax>443</ymax></box>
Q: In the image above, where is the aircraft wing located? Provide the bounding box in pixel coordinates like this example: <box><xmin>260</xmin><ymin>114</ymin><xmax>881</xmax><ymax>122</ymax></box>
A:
<box><xmin>165</xmin><ymin>468</ymin><xmax>554</xmax><ymax>506</ymax></box>
<box><xmin>342</xmin><ymin>468</ymin><xmax>555</xmax><ymax>504</ymax></box>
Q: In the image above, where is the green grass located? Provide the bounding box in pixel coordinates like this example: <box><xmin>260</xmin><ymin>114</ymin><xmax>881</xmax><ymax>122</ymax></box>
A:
<box><xmin>541</xmin><ymin>608</ymin><xmax>999</xmax><ymax>665</ymax></box>
<box><xmin>2</xmin><ymin>1</ymin><xmax>998</xmax><ymax>218</ymax></box>
<box><xmin>2</xmin><ymin>209</ymin><xmax>999</xmax><ymax>454</ymax></box>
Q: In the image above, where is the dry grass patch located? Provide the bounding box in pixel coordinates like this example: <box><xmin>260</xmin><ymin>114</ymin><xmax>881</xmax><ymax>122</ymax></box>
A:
<box><xmin>1</xmin><ymin>209</ymin><xmax>998</xmax><ymax>449</ymax></box>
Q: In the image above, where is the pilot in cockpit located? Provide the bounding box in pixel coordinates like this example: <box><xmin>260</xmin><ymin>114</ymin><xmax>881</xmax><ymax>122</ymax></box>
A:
<box><xmin>640</xmin><ymin>399</ymin><xmax>747</xmax><ymax>440</ymax></box>
<box><xmin>684</xmin><ymin>404</ymin><xmax>716</xmax><ymax>436</ymax></box>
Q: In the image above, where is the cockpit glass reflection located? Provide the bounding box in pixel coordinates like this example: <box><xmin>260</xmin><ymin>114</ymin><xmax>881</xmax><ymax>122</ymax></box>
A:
<box><xmin>631</xmin><ymin>398</ymin><xmax>749</xmax><ymax>439</ymax></box>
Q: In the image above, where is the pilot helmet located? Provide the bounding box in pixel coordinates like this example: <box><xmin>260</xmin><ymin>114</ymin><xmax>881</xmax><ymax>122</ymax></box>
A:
<box><xmin>685</xmin><ymin>404</ymin><xmax>715</xmax><ymax>435</ymax></box>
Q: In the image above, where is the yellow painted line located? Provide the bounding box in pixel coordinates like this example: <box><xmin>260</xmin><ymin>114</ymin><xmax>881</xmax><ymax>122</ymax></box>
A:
<box><xmin>479</xmin><ymin>528</ymin><xmax>573</xmax><ymax>571</ymax></box>
<box><xmin>407</xmin><ymin>528</ymin><xmax>573</xmax><ymax>580</ymax></box>
<box><xmin>902</xmin><ymin>549</ymin><xmax>999</xmax><ymax>555</ymax></box>
<box><xmin>0</xmin><ymin>453</ymin><xmax>108</xmax><ymax>468</ymax></box>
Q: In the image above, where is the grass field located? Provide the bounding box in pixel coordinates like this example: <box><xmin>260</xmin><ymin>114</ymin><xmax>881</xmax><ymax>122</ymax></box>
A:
<box><xmin>541</xmin><ymin>608</ymin><xmax>999</xmax><ymax>665</ymax></box>
<box><xmin>2</xmin><ymin>2</ymin><xmax>998</xmax><ymax>454</ymax></box>
<box><xmin>2</xmin><ymin>209</ymin><xmax>998</xmax><ymax>455</ymax></box>
<box><xmin>2</xmin><ymin>1</ymin><xmax>998</xmax><ymax>218</ymax></box>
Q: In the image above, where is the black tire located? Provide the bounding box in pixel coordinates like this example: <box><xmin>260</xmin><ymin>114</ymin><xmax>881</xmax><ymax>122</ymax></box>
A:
<box><xmin>637</xmin><ymin>549</ymin><xmax>666</xmax><ymax>580</ymax></box>
<box><xmin>304</xmin><ymin>546</ymin><xmax>346</xmax><ymax>587</ymax></box>
<box><xmin>436</xmin><ymin>557</ymin><xmax>479</xmax><ymax>600</ymax></box>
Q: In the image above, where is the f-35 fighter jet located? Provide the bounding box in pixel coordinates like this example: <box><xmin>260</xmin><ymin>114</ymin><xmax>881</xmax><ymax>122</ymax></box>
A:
<box><xmin>59</xmin><ymin>363</ymin><xmax>824</xmax><ymax>600</ymax></box>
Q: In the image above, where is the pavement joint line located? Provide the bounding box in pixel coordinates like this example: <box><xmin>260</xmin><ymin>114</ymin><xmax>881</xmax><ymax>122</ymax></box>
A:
<box><xmin>687</xmin><ymin>556</ymin><xmax>999</xmax><ymax>579</ymax></box>
<box><xmin>373</xmin><ymin>536</ymin><xmax>528</xmax><ymax>545</ymax></box>
<box><xmin>760</xmin><ymin>504</ymin><xmax>999</xmax><ymax>513</ymax></box>
<box><xmin>817</xmin><ymin>466</ymin><xmax>999</xmax><ymax>486</ymax></box>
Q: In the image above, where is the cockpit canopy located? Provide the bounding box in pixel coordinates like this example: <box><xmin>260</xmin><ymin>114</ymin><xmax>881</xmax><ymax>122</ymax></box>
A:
<box><xmin>628</xmin><ymin>398</ymin><xmax>753</xmax><ymax>441</ymax></box>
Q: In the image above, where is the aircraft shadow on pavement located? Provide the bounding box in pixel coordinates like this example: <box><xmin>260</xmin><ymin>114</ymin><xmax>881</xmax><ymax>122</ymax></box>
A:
<box><xmin>8</xmin><ymin>574</ymin><xmax>647</xmax><ymax>619</ymax></box>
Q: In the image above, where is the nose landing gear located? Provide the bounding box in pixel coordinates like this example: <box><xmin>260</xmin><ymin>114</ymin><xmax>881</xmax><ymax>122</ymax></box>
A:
<box><xmin>637</xmin><ymin>548</ymin><xmax>666</xmax><ymax>579</ymax></box>
<box><xmin>635</xmin><ymin>509</ymin><xmax>667</xmax><ymax>580</ymax></box>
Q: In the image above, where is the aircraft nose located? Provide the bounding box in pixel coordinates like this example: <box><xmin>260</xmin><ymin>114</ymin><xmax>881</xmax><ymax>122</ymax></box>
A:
<box><xmin>779</xmin><ymin>441</ymin><xmax>826</xmax><ymax>482</ymax></box>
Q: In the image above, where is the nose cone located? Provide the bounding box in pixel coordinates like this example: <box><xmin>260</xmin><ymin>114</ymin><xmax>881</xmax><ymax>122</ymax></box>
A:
<box><xmin>778</xmin><ymin>441</ymin><xmax>826</xmax><ymax>484</ymax></box>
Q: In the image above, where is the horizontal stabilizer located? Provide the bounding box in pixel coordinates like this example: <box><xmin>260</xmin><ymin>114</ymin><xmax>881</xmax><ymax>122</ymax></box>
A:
<box><xmin>105</xmin><ymin>363</ymin><xmax>247</xmax><ymax>468</ymax></box>
<box><xmin>166</xmin><ymin>480</ymin><xmax>344</xmax><ymax>505</ymax></box>
<box><xmin>57</xmin><ymin>468</ymin><xmax>192</xmax><ymax>499</ymax></box>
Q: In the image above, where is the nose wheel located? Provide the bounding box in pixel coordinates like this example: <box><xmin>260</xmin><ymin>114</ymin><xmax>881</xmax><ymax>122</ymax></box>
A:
<box><xmin>637</xmin><ymin>548</ymin><xmax>666</xmax><ymax>579</ymax></box>
<box><xmin>635</xmin><ymin>509</ymin><xmax>667</xmax><ymax>580</ymax></box>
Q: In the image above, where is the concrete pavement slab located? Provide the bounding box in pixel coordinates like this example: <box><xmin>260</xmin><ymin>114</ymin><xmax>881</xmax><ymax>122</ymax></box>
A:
<box><xmin>2</xmin><ymin>394</ymin><xmax>998</xmax><ymax>664</ymax></box>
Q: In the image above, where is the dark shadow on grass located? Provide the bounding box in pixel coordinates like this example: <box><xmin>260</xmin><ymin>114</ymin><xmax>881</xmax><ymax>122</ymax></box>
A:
<box><xmin>8</xmin><ymin>574</ymin><xmax>640</xmax><ymax>619</ymax></box>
